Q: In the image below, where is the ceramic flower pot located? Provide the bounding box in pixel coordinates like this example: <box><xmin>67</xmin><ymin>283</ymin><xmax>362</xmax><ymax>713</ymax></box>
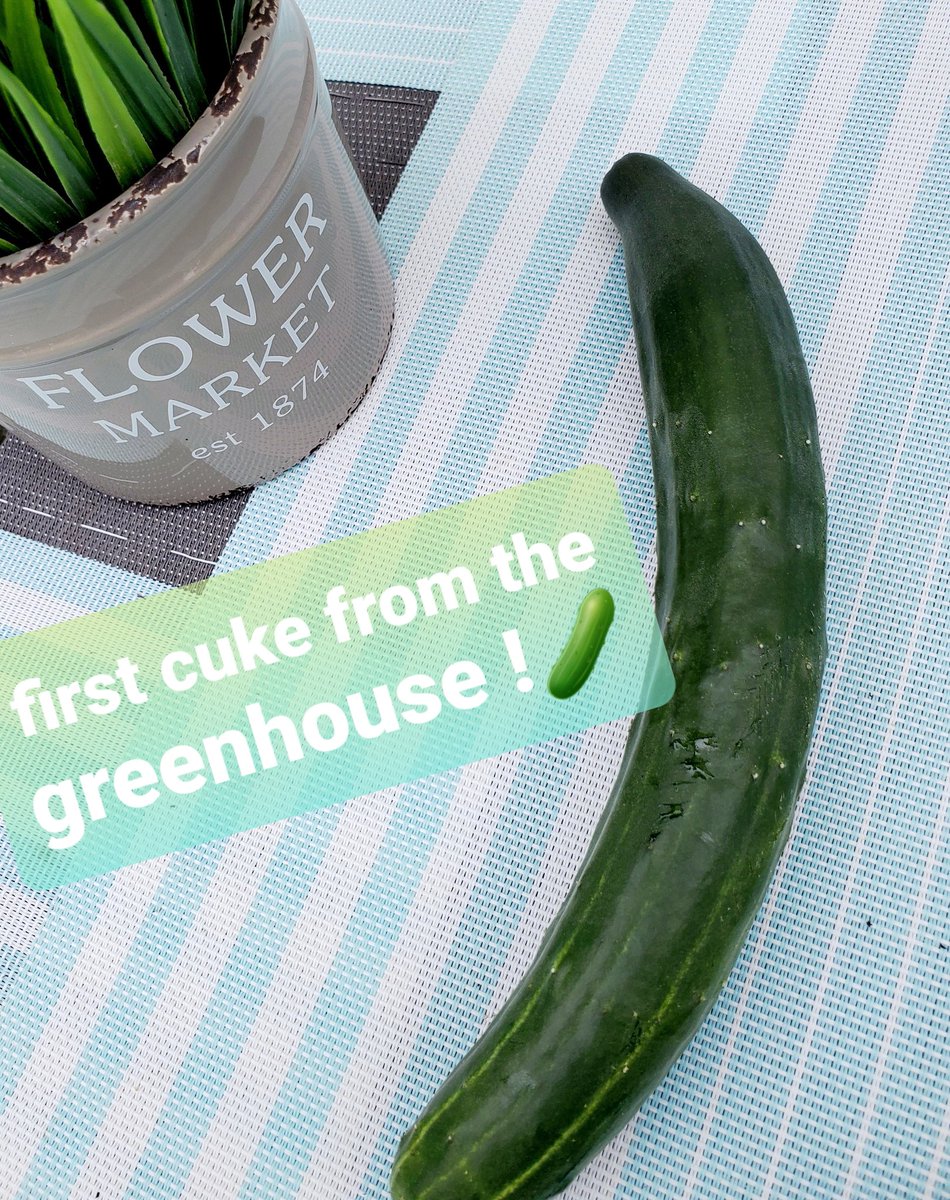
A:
<box><xmin>0</xmin><ymin>0</ymin><xmax>393</xmax><ymax>505</ymax></box>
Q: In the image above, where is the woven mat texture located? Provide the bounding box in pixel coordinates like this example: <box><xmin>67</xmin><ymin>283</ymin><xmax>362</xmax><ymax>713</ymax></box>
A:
<box><xmin>0</xmin><ymin>3</ymin><xmax>947</xmax><ymax>1199</ymax></box>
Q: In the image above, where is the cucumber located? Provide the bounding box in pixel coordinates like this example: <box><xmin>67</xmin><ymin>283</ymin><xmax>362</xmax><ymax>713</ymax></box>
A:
<box><xmin>391</xmin><ymin>154</ymin><xmax>827</xmax><ymax>1200</ymax></box>
<box><xmin>548</xmin><ymin>588</ymin><xmax>616</xmax><ymax>700</ymax></box>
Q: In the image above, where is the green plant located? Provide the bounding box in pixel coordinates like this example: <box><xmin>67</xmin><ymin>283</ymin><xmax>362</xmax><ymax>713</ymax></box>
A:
<box><xmin>391</xmin><ymin>154</ymin><xmax>827</xmax><ymax>1199</ymax></box>
<box><xmin>0</xmin><ymin>0</ymin><xmax>251</xmax><ymax>255</ymax></box>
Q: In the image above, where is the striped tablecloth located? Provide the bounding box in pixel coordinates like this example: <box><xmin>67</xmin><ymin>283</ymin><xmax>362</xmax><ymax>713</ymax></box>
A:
<box><xmin>0</xmin><ymin>2</ymin><xmax>947</xmax><ymax>1197</ymax></box>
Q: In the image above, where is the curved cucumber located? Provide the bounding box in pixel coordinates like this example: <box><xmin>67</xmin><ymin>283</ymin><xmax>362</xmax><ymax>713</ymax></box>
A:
<box><xmin>391</xmin><ymin>154</ymin><xmax>826</xmax><ymax>1200</ymax></box>
<box><xmin>548</xmin><ymin>588</ymin><xmax>615</xmax><ymax>700</ymax></box>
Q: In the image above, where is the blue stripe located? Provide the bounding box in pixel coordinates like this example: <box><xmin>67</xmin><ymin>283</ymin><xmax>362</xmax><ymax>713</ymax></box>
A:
<box><xmin>0</xmin><ymin>532</ymin><xmax>164</xmax><ymax>616</ymax></box>
<box><xmin>419</xmin><ymin>0</ymin><xmax>677</xmax><ymax>511</ymax></box>
<box><xmin>529</xmin><ymin>250</ymin><xmax>629</xmax><ymax>479</ymax></box>
<box><xmin>0</xmin><ymin>876</ymin><xmax>112</xmax><ymax>1115</ymax></box>
<box><xmin>655</xmin><ymin>0</ymin><xmax>772</xmax><ymax>174</ymax></box>
<box><xmin>314</xmin><ymin>4</ymin><xmax>602</xmax><ymax>546</ymax></box>
<box><xmin>298</xmin><ymin>0</ymin><xmax>475</xmax><ymax>89</ymax></box>
<box><xmin>779</xmin><ymin>0</ymin><xmax>933</xmax><ymax>356</ymax></box>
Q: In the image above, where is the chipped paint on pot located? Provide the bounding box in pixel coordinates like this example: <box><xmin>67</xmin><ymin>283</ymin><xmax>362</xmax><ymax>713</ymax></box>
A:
<box><xmin>0</xmin><ymin>0</ymin><xmax>393</xmax><ymax>505</ymax></box>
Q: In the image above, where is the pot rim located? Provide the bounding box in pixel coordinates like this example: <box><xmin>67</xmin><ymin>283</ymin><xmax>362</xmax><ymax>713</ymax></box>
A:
<box><xmin>0</xmin><ymin>0</ymin><xmax>281</xmax><ymax>291</ymax></box>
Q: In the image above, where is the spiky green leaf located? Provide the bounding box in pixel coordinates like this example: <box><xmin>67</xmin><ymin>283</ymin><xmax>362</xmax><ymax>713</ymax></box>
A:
<box><xmin>0</xmin><ymin>204</ymin><xmax>27</xmax><ymax>248</ymax></box>
<box><xmin>0</xmin><ymin>143</ymin><xmax>76</xmax><ymax>238</ymax></box>
<box><xmin>230</xmin><ymin>0</ymin><xmax>251</xmax><ymax>53</ymax></box>
<box><xmin>139</xmin><ymin>0</ymin><xmax>208</xmax><ymax>121</ymax></box>
<box><xmin>100</xmin><ymin>0</ymin><xmax>186</xmax><ymax>102</ymax></box>
<box><xmin>64</xmin><ymin>0</ymin><xmax>189</xmax><ymax>147</ymax></box>
<box><xmin>0</xmin><ymin>61</ymin><xmax>98</xmax><ymax>211</ymax></box>
<box><xmin>0</xmin><ymin>0</ymin><xmax>84</xmax><ymax>150</ymax></box>
<box><xmin>182</xmin><ymin>0</ymin><xmax>231</xmax><ymax>82</ymax></box>
<box><xmin>47</xmin><ymin>0</ymin><xmax>154</xmax><ymax>189</ymax></box>
<box><xmin>0</xmin><ymin>0</ymin><xmax>247</xmax><ymax>252</ymax></box>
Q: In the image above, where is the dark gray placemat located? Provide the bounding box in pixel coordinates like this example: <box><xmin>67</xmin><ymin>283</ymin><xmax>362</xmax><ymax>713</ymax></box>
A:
<box><xmin>0</xmin><ymin>82</ymin><xmax>438</xmax><ymax>587</ymax></box>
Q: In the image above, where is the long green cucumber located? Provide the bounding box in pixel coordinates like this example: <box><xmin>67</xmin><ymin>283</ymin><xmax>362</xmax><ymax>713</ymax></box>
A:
<box><xmin>391</xmin><ymin>154</ymin><xmax>827</xmax><ymax>1200</ymax></box>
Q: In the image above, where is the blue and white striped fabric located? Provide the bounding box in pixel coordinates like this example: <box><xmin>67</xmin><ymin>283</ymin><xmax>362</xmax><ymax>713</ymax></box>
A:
<box><xmin>0</xmin><ymin>1</ymin><xmax>948</xmax><ymax>1197</ymax></box>
<box><xmin>298</xmin><ymin>0</ymin><xmax>477</xmax><ymax>88</ymax></box>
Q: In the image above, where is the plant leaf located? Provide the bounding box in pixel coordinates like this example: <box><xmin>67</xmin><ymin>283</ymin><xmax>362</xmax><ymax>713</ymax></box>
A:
<box><xmin>179</xmin><ymin>0</ymin><xmax>197</xmax><ymax>46</ymax></box>
<box><xmin>139</xmin><ymin>0</ymin><xmax>207</xmax><ymax>121</ymax></box>
<box><xmin>0</xmin><ymin>235</ymin><xmax>16</xmax><ymax>254</ymax></box>
<box><xmin>40</xmin><ymin>15</ymin><xmax>93</xmax><ymax>152</ymax></box>
<box><xmin>0</xmin><ymin>62</ymin><xmax>98</xmax><ymax>211</ymax></box>
<box><xmin>230</xmin><ymin>0</ymin><xmax>251</xmax><ymax>53</ymax></box>
<box><xmin>46</xmin><ymin>0</ymin><xmax>154</xmax><ymax>189</ymax></box>
<box><xmin>0</xmin><ymin>143</ymin><xmax>76</xmax><ymax>238</ymax></box>
<box><xmin>0</xmin><ymin>208</ymin><xmax>23</xmax><ymax>238</ymax></box>
<box><xmin>0</xmin><ymin>0</ymin><xmax>84</xmax><ymax>151</ymax></box>
<box><xmin>99</xmin><ymin>0</ymin><xmax>187</xmax><ymax>107</ymax></box>
<box><xmin>0</xmin><ymin>81</ymin><xmax>40</xmax><ymax>172</ymax></box>
<box><xmin>64</xmin><ymin>0</ymin><xmax>190</xmax><ymax>147</ymax></box>
<box><xmin>0</xmin><ymin>206</ymin><xmax>26</xmax><ymax>247</ymax></box>
<box><xmin>182</xmin><ymin>0</ymin><xmax>230</xmax><ymax>83</ymax></box>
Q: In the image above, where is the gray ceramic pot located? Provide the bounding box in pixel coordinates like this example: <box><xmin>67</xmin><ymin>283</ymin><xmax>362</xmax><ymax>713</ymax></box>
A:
<box><xmin>0</xmin><ymin>0</ymin><xmax>393</xmax><ymax>505</ymax></box>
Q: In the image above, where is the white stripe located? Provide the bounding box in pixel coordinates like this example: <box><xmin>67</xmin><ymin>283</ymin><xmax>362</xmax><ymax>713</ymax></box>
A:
<box><xmin>567</xmin><ymin>1129</ymin><xmax>644</xmax><ymax>1200</ymax></box>
<box><xmin>272</xmin><ymin>0</ymin><xmax>563</xmax><ymax>557</ymax></box>
<box><xmin>169</xmin><ymin>549</ymin><xmax>216</xmax><ymax>566</ymax></box>
<box><xmin>842</xmin><ymin>766</ymin><xmax>950</xmax><ymax>1198</ymax></box>
<box><xmin>180</xmin><ymin>788</ymin><xmax>403</xmax><ymax>1198</ymax></box>
<box><xmin>69</xmin><ymin>822</ymin><xmax>285</xmax><ymax>1199</ymax></box>
<box><xmin>924</xmin><ymin>1095</ymin><xmax>950</xmax><ymax>1200</ymax></box>
<box><xmin>374</xmin><ymin>0</ymin><xmax>643</xmax><ymax>524</ymax></box>
<box><xmin>0</xmin><ymin>580</ymin><xmax>87</xmax><ymax>631</ymax></box>
<box><xmin>689</xmin><ymin>0</ymin><xmax>800</xmax><ymax>198</ymax></box>
<box><xmin>309</xmin><ymin>17</ymin><xmax>469</xmax><ymax>35</ymax></box>
<box><xmin>297</xmin><ymin>753</ymin><xmax>524</xmax><ymax>1199</ymax></box>
<box><xmin>474</xmin><ymin>0</ymin><xmax>721</xmax><ymax>498</ymax></box>
<box><xmin>811</xmin><ymin>6</ymin><xmax>950</xmax><ymax>477</ymax></box>
<box><xmin>79</xmin><ymin>524</ymin><xmax>128</xmax><ymax>541</ymax></box>
<box><xmin>760</xmin><ymin>494</ymin><xmax>950</xmax><ymax>1199</ymax></box>
<box><xmin>757</xmin><ymin>0</ymin><xmax>888</xmax><ymax>280</ymax></box>
<box><xmin>0</xmin><ymin>858</ymin><xmax>169</xmax><ymax>1194</ymax></box>
<box><xmin>314</xmin><ymin>48</ymin><xmax>455</xmax><ymax>66</ymax></box>
<box><xmin>681</xmin><ymin>261</ymin><xmax>950</xmax><ymax>1200</ymax></box>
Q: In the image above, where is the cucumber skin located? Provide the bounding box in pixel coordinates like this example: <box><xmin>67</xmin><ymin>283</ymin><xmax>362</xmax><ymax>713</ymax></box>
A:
<box><xmin>391</xmin><ymin>154</ymin><xmax>827</xmax><ymax>1200</ymax></box>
